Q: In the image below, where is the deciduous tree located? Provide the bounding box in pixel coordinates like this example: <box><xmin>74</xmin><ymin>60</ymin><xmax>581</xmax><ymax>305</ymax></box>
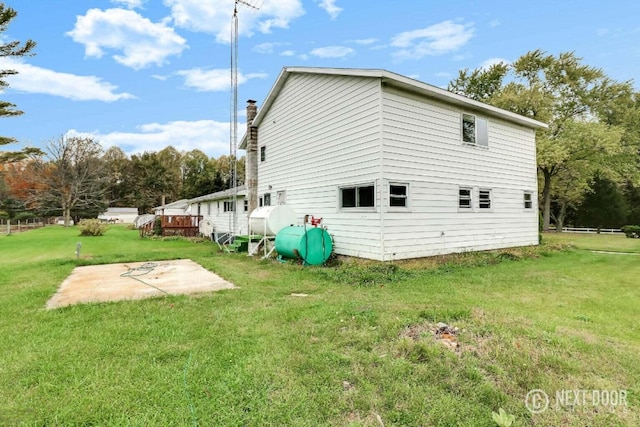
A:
<box><xmin>31</xmin><ymin>136</ymin><xmax>107</xmax><ymax>226</ymax></box>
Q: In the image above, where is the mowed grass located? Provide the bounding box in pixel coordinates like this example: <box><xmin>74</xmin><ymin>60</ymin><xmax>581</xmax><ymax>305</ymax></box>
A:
<box><xmin>543</xmin><ymin>231</ymin><xmax>640</xmax><ymax>253</ymax></box>
<box><xmin>0</xmin><ymin>226</ymin><xmax>638</xmax><ymax>426</ymax></box>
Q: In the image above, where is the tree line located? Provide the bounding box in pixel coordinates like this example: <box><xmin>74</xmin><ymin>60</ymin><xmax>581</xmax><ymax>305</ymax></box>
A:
<box><xmin>0</xmin><ymin>137</ymin><xmax>245</xmax><ymax>225</ymax></box>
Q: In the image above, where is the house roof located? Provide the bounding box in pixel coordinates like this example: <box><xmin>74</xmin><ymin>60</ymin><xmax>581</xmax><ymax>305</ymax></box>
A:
<box><xmin>153</xmin><ymin>199</ymin><xmax>190</xmax><ymax>211</ymax></box>
<box><xmin>240</xmin><ymin>66</ymin><xmax>547</xmax><ymax>149</ymax></box>
<box><xmin>104</xmin><ymin>207</ymin><xmax>138</xmax><ymax>214</ymax></box>
<box><xmin>189</xmin><ymin>185</ymin><xmax>247</xmax><ymax>203</ymax></box>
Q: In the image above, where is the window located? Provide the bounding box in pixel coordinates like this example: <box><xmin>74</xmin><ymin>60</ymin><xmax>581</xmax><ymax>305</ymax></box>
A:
<box><xmin>263</xmin><ymin>193</ymin><xmax>271</xmax><ymax>206</ymax></box>
<box><xmin>479</xmin><ymin>189</ymin><xmax>491</xmax><ymax>209</ymax></box>
<box><xmin>459</xmin><ymin>187</ymin><xmax>472</xmax><ymax>209</ymax></box>
<box><xmin>260</xmin><ymin>146</ymin><xmax>266</xmax><ymax>162</ymax></box>
<box><xmin>223</xmin><ymin>201</ymin><xmax>235</xmax><ymax>212</ymax></box>
<box><xmin>524</xmin><ymin>192</ymin><xmax>533</xmax><ymax>209</ymax></box>
<box><xmin>462</xmin><ymin>114</ymin><xmax>476</xmax><ymax>144</ymax></box>
<box><xmin>244</xmin><ymin>199</ymin><xmax>248</xmax><ymax>212</ymax></box>
<box><xmin>389</xmin><ymin>184</ymin><xmax>408</xmax><ymax>207</ymax></box>
<box><xmin>341</xmin><ymin>184</ymin><xmax>375</xmax><ymax>208</ymax></box>
<box><xmin>462</xmin><ymin>113</ymin><xmax>488</xmax><ymax>146</ymax></box>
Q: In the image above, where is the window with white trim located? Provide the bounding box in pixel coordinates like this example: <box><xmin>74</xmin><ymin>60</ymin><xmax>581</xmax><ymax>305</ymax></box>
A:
<box><xmin>260</xmin><ymin>146</ymin><xmax>266</xmax><ymax>162</ymax></box>
<box><xmin>459</xmin><ymin>187</ymin><xmax>472</xmax><ymax>209</ymax></box>
<box><xmin>244</xmin><ymin>199</ymin><xmax>248</xmax><ymax>212</ymax></box>
<box><xmin>223</xmin><ymin>201</ymin><xmax>235</xmax><ymax>212</ymax></box>
<box><xmin>389</xmin><ymin>183</ymin><xmax>408</xmax><ymax>207</ymax></box>
<box><xmin>341</xmin><ymin>184</ymin><xmax>375</xmax><ymax>208</ymax></box>
<box><xmin>524</xmin><ymin>192</ymin><xmax>533</xmax><ymax>209</ymax></box>
<box><xmin>462</xmin><ymin>113</ymin><xmax>488</xmax><ymax>147</ymax></box>
<box><xmin>479</xmin><ymin>189</ymin><xmax>491</xmax><ymax>209</ymax></box>
<box><xmin>263</xmin><ymin>193</ymin><xmax>271</xmax><ymax>206</ymax></box>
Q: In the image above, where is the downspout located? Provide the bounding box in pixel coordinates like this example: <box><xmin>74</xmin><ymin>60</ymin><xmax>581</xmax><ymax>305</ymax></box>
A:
<box><xmin>246</xmin><ymin>100</ymin><xmax>259</xmax><ymax>232</ymax></box>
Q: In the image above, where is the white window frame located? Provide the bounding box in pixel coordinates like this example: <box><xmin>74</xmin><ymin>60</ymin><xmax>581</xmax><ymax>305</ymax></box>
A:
<box><xmin>389</xmin><ymin>182</ymin><xmax>409</xmax><ymax>209</ymax></box>
<box><xmin>260</xmin><ymin>145</ymin><xmax>266</xmax><ymax>162</ymax></box>
<box><xmin>223</xmin><ymin>200</ymin><xmax>235</xmax><ymax>212</ymax></box>
<box><xmin>462</xmin><ymin>113</ymin><xmax>489</xmax><ymax>147</ymax></box>
<box><xmin>479</xmin><ymin>188</ymin><xmax>492</xmax><ymax>210</ymax></box>
<box><xmin>458</xmin><ymin>187</ymin><xmax>473</xmax><ymax>210</ymax></box>
<box><xmin>524</xmin><ymin>192</ymin><xmax>533</xmax><ymax>209</ymax></box>
<box><xmin>339</xmin><ymin>183</ymin><xmax>376</xmax><ymax>210</ymax></box>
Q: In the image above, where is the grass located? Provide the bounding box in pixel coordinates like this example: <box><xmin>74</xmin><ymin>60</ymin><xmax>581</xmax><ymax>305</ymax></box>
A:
<box><xmin>543</xmin><ymin>231</ymin><xmax>640</xmax><ymax>253</ymax></box>
<box><xmin>1</xmin><ymin>226</ymin><xmax>638</xmax><ymax>426</ymax></box>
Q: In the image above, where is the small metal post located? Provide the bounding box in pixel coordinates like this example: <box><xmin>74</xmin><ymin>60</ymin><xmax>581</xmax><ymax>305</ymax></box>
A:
<box><xmin>75</xmin><ymin>242</ymin><xmax>82</xmax><ymax>259</ymax></box>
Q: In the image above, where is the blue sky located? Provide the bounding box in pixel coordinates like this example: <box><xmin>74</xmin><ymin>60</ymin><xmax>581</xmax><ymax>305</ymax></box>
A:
<box><xmin>1</xmin><ymin>0</ymin><xmax>639</xmax><ymax>158</ymax></box>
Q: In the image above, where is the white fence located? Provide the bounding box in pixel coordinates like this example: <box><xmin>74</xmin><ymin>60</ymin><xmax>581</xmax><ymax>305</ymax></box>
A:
<box><xmin>549</xmin><ymin>226</ymin><xmax>624</xmax><ymax>234</ymax></box>
<box><xmin>0</xmin><ymin>218</ymin><xmax>48</xmax><ymax>234</ymax></box>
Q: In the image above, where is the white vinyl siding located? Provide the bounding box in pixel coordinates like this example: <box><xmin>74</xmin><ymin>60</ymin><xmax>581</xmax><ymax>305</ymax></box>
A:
<box><xmin>380</xmin><ymin>86</ymin><xmax>538</xmax><ymax>259</ymax></box>
<box><xmin>190</xmin><ymin>196</ymin><xmax>248</xmax><ymax>236</ymax></box>
<box><xmin>256</xmin><ymin>73</ymin><xmax>383</xmax><ymax>259</ymax></box>
<box><xmin>250</xmin><ymin>72</ymin><xmax>539</xmax><ymax>260</ymax></box>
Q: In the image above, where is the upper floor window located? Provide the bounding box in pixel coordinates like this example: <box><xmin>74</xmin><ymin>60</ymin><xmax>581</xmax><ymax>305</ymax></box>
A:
<box><xmin>260</xmin><ymin>146</ymin><xmax>266</xmax><ymax>162</ymax></box>
<box><xmin>341</xmin><ymin>184</ymin><xmax>374</xmax><ymax>208</ymax></box>
<box><xmin>462</xmin><ymin>113</ymin><xmax>488</xmax><ymax>147</ymax></box>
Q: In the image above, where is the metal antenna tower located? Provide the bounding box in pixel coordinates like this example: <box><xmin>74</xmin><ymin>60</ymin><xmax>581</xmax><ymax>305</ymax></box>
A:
<box><xmin>229</xmin><ymin>0</ymin><xmax>259</xmax><ymax>239</ymax></box>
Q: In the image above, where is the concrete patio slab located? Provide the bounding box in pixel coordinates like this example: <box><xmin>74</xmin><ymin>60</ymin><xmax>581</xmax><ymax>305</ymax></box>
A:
<box><xmin>46</xmin><ymin>259</ymin><xmax>236</xmax><ymax>309</ymax></box>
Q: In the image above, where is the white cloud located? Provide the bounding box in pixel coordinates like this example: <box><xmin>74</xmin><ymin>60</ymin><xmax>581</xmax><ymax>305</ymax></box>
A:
<box><xmin>309</xmin><ymin>45</ymin><xmax>354</xmax><ymax>58</ymax></box>
<box><xmin>489</xmin><ymin>19</ymin><xmax>500</xmax><ymax>28</ymax></box>
<box><xmin>435</xmin><ymin>71</ymin><xmax>452</xmax><ymax>78</ymax></box>
<box><xmin>0</xmin><ymin>58</ymin><xmax>134</xmax><ymax>102</ymax></box>
<box><xmin>479</xmin><ymin>57</ymin><xmax>510</xmax><ymax>70</ymax></box>
<box><xmin>316</xmin><ymin>0</ymin><xmax>342</xmax><ymax>20</ymax></box>
<box><xmin>111</xmin><ymin>0</ymin><xmax>146</xmax><ymax>9</ymax></box>
<box><xmin>391</xmin><ymin>20</ymin><xmax>474</xmax><ymax>60</ymax></box>
<box><xmin>347</xmin><ymin>38</ymin><xmax>378</xmax><ymax>45</ymax></box>
<box><xmin>253</xmin><ymin>42</ymin><xmax>288</xmax><ymax>54</ymax></box>
<box><xmin>175</xmin><ymin>68</ymin><xmax>268</xmax><ymax>92</ymax></box>
<box><xmin>164</xmin><ymin>0</ymin><xmax>305</xmax><ymax>43</ymax></box>
<box><xmin>68</xmin><ymin>119</ymin><xmax>235</xmax><ymax>157</ymax></box>
<box><xmin>280</xmin><ymin>50</ymin><xmax>295</xmax><ymax>56</ymax></box>
<box><xmin>67</xmin><ymin>8</ymin><xmax>188</xmax><ymax>70</ymax></box>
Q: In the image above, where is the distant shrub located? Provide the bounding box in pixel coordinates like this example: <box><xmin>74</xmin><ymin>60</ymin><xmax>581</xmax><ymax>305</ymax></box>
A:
<box><xmin>0</xmin><ymin>210</ymin><xmax>8</xmax><ymax>220</ymax></box>
<box><xmin>153</xmin><ymin>217</ymin><xmax>162</xmax><ymax>236</ymax></box>
<box><xmin>14</xmin><ymin>212</ymin><xmax>36</xmax><ymax>221</ymax></box>
<box><xmin>621</xmin><ymin>225</ymin><xmax>640</xmax><ymax>238</ymax></box>
<box><xmin>78</xmin><ymin>219</ymin><xmax>108</xmax><ymax>236</ymax></box>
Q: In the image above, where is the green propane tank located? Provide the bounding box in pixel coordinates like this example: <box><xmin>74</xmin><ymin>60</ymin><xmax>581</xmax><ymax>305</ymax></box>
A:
<box><xmin>275</xmin><ymin>226</ymin><xmax>333</xmax><ymax>265</ymax></box>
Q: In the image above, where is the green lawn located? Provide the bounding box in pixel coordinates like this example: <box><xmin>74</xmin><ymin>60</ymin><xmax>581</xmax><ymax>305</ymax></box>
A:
<box><xmin>543</xmin><ymin>231</ymin><xmax>640</xmax><ymax>253</ymax></box>
<box><xmin>1</xmin><ymin>226</ymin><xmax>638</xmax><ymax>426</ymax></box>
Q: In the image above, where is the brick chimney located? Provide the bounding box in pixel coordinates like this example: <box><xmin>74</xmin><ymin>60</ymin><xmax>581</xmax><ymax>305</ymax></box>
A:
<box><xmin>245</xmin><ymin>100</ymin><xmax>258</xmax><ymax>217</ymax></box>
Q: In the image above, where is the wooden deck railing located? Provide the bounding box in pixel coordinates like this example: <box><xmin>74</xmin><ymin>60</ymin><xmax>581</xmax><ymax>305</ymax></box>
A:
<box><xmin>139</xmin><ymin>215</ymin><xmax>203</xmax><ymax>237</ymax></box>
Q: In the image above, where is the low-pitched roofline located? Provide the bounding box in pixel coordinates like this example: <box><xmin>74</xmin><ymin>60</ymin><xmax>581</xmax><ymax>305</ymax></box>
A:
<box><xmin>240</xmin><ymin>66</ymin><xmax>547</xmax><ymax>149</ymax></box>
